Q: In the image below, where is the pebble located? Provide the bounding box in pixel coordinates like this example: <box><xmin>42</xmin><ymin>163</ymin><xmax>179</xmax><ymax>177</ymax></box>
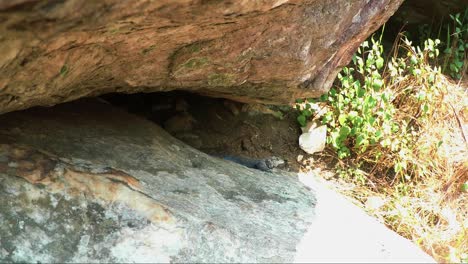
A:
<box><xmin>299</xmin><ymin>125</ymin><xmax>327</xmax><ymax>154</ymax></box>
<box><xmin>297</xmin><ymin>154</ymin><xmax>304</xmax><ymax>162</ymax></box>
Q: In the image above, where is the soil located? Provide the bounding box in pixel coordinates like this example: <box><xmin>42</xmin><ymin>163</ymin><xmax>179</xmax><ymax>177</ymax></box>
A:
<box><xmin>102</xmin><ymin>92</ymin><xmax>308</xmax><ymax>171</ymax></box>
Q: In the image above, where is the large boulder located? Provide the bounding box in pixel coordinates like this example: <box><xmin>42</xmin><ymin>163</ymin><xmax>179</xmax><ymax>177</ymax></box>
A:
<box><xmin>0</xmin><ymin>99</ymin><xmax>316</xmax><ymax>262</ymax></box>
<box><xmin>0</xmin><ymin>0</ymin><xmax>404</xmax><ymax>114</ymax></box>
<box><xmin>0</xmin><ymin>100</ymin><xmax>436</xmax><ymax>262</ymax></box>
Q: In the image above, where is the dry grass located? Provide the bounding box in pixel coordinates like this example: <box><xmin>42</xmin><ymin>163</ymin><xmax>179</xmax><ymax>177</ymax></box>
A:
<box><xmin>396</xmin><ymin>77</ymin><xmax>468</xmax><ymax>262</ymax></box>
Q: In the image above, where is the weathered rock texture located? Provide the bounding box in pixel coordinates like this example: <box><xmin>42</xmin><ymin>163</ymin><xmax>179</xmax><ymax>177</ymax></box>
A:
<box><xmin>0</xmin><ymin>99</ymin><xmax>316</xmax><ymax>262</ymax></box>
<box><xmin>0</xmin><ymin>0</ymin><xmax>404</xmax><ymax>114</ymax></box>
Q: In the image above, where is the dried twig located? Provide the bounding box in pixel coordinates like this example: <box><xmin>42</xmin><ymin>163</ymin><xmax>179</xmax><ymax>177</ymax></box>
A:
<box><xmin>448</xmin><ymin>101</ymin><xmax>467</xmax><ymax>147</ymax></box>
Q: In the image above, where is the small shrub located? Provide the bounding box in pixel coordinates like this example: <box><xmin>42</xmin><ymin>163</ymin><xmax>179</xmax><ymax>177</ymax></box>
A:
<box><xmin>299</xmin><ymin>34</ymin><xmax>445</xmax><ymax>184</ymax></box>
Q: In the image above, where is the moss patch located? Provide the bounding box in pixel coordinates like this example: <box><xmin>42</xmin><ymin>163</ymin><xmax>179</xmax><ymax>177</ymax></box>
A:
<box><xmin>173</xmin><ymin>57</ymin><xmax>209</xmax><ymax>76</ymax></box>
<box><xmin>181</xmin><ymin>57</ymin><xmax>208</xmax><ymax>68</ymax></box>
<box><xmin>207</xmin><ymin>73</ymin><xmax>236</xmax><ymax>86</ymax></box>
<box><xmin>184</xmin><ymin>42</ymin><xmax>205</xmax><ymax>54</ymax></box>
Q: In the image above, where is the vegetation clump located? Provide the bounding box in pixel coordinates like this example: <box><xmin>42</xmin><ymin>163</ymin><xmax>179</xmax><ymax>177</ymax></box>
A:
<box><xmin>296</xmin><ymin>11</ymin><xmax>467</xmax><ymax>262</ymax></box>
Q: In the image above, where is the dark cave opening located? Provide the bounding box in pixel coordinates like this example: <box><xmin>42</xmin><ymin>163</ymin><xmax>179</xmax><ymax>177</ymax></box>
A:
<box><xmin>100</xmin><ymin>91</ymin><xmax>303</xmax><ymax>171</ymax></box>
<box><xmin>382</xmin><ymin>0</ymin><xmax>466</xmax><ymax>51</ymax></box>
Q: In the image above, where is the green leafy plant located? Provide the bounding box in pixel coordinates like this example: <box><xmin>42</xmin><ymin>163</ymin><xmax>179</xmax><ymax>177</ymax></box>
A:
<box><xmin>442</xmin><ymin>9</ymin><xmax>468</xmax><ymax>79</ymax></box>
<box><xmin>298</xmin><ymin>33</ymin><xmax>446</xmax><ymax>183</ymax></box>
<box><xmin>295</xmin><ymin>98</ymin><xmax>315</xmax><ymax>127</ymax></box>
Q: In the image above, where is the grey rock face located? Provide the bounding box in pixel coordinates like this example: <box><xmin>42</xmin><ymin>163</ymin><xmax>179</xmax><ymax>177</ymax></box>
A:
<box><xmin>222</xmin><ymin>155</ymin><xmax>285</xmax><ymax>172</ymax></box>
<box><xmin>0</xmin><ymin>99</ymin><xmax>316</xmax><ymax>262</ymax></box>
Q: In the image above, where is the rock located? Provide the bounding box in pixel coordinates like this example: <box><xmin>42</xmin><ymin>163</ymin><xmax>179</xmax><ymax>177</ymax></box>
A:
<box><xmin>223</xmin><ymin>100</ymin><xmax>241</xmax><ymax>116</ymax></box>
<box><xmin>0</xmin><ymin>99</ymin><xmax>436</xmax><ymax>262</ymax></box>
<box><xmin>241</xmin><ymin>138</ymin><xmax>255</xmax><ymax>152</ymax></box>
<box><xmin>296</xmin><ymin>174</ymin><xmax>436</xmax><ymax>263</ymax></box>
<box><xmin>299</xmin><ymin>125</ymin><xmax>327</xmax><ymax>154</ymax></box>
<box><xmin>297</xmin><ymin>154</ymin><xmax>304</xmax><ymax>162</ymax></box>
<box><xmin>0</xmin><ymin>0</ymin><xmax>404</xmax><ymax>114</ymax></box>
<box><xmin>0</xmin><ymin>99</ymin><xmax>316</xmax><ymax>262</ymax></box>
<box><xmin>242</xmin><ymin>103</ymin><xmax>273</xmax><ymax>115</ymax></box>
<box><xmin>174</xmin><ymin>132</ymin><xmax>203</xmax><ymax>149</ymax></box>
<box><xmin>163</xmin><ymin>113</ymin><xmax>196</xmax><ymax>134</ymax></box>
<box><xmin>301</xmin><ymin>120</ymin><xmax>320</xmax><ymax>134</ymax></box>
<box><xmin>242</xmin><ymin>104</ymin><xmax>284</xmax><ymax>120</ymax></box>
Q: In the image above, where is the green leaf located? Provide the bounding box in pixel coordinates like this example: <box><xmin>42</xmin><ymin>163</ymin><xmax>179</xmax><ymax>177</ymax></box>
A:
<box><xmin>338</xmin><ymin>147</ymin><xmax>350</xmax><ymax>159</ymax></box>
<box><xmin>372</xmin><ymin>79</ymin><xmax>384</xmax><ymax>90</ymax></box>
<box><xmin>462</xmin><ymin>182</ymin><xmax>468</xmax><ymax>192</ymax></box>
<box><xmin>394</xmin><ymin>162</ymin><xmax>402</xmax><ymax>173</ymax></box>
<box><xmin>338</xmin><ymin>114</ymin><xmax>347</xmax><ymax>125</ymax></box>
<box><xmin>428</xmin><ymin>73</ymin><xmax>435</xmax><ymax>83</ymax></box>
<box><xmin>357</xmin><ymin>87</ymin><xmax>365</xmax><ymax>98</ymax></box>
<box><xmin>330</xmin><ymin>131</ymin><xmax>341</xmax><ymax>149</ymax></box>
<box><xmin>422</xmin><ymin>104</ymin><xmax>429</xmax><ymax>114</ymax></box>
<box><xmin>375</xmin><ymin>130</ymin><xmax>383</xmax><ymax>139</ymax></box>
<box><xmin>376</xmin><ymin>57</ymin><xmax>384</xmax><ymax>69</ymax></box>
<box><xmin>339</xmin><ymin>126</ymin><xmax>351</xmax><ymax>137</ymax></box>
<box><xmin>362</xmin><ymin>41</ymin><xmax>369</xmax><ymax>48</ymax></box>
<box><xmin>353</xmin><ymin>116</ymin><xmax>363</xmax><ymax>126</ymax></box>
<box><xmin>323</xmin><ymin>112</ymin><xmax>333</xmax><ymax>123</ymax></box>
<box><xmin>356</xmin><ymin>134</ymin><xmax>366</xmax><ymax>146</ymax></box>
<box><xmin>297</xmin><ymin>115</ymin><xmax>307</xmax><ymax>127</ymax></box>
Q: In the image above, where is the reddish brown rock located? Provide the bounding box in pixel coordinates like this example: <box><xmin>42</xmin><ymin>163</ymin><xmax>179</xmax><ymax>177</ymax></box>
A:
<box><xmin>0</xmin><ymin>0</ymin><xmax>403</xmax><ymax>114</ymax></box>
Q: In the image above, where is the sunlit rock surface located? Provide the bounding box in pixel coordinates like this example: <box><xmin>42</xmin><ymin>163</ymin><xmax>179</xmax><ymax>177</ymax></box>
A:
<box><xmin>0</xmin><ymin>0</ymin><xmax>404</xmax><ymax>113</ymax></box>
<box><xmin>0</xmin><ymin>100</ymin><xmax>316</xmax><ymax>262</ymax></box>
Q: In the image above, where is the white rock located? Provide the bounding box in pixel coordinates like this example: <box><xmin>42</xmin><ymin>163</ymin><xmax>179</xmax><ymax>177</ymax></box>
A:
<box><xmin>299</xmin><ymin>125</ymin><xmax>327</xmax><ymax>154</ymax></box>
<box><xmin>297</xmin><ymin>155</ymin><xmax>304</xmax><ymax>162</ymax></box>
<box><xmin>301</xmin><ymin>120</ymin><xmax>319</xmax><ymax>133</ymax></box>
